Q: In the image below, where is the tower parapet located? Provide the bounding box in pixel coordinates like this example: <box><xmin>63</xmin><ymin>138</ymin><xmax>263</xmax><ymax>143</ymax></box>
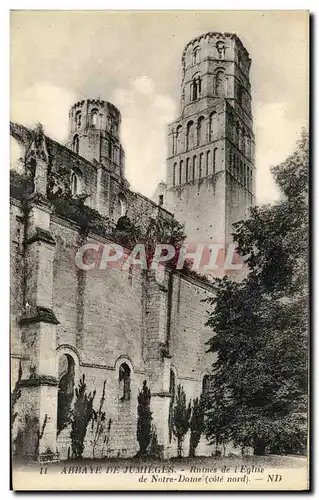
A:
<box><xmin>67</xmin><ymin>98</ymin><xmax>125</xmax><ymax>177</ymax></box>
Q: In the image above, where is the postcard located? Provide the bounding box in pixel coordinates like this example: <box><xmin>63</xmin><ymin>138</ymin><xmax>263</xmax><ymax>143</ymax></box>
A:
<box><xmin>10</xmin><ymin>10</ymin><xmax>309</xmax><ymax>491</ymax></box>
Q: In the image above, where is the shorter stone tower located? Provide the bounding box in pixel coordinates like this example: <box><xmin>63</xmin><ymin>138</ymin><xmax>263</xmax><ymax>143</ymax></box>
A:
<box><xmin>68</xmin><ymin>99</ymin><xmax>125</xmax><ymax>177</ymax></box>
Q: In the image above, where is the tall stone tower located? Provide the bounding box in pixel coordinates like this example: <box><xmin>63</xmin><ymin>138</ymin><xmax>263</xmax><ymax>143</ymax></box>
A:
<box><xmin>67</xmin><ymin>99</ymin><xmax>125</xmax><ymax>177</ymax></box>
<box><xmin>165</xmin><ymin>32</ymin><xmax>256</xmax><ymax>247</ymax></box>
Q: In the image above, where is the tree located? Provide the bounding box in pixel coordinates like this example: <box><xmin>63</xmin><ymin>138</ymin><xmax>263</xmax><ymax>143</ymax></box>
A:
<box><xmin>136</xmin><ymin>380</ymin><xmax>152</xmax><ymax>456</ymax></box>
<box><xmin>205</xmin><ymin>130</ymin><xmax>308</xmax><ymax>455</ymax></box>
<box><xmin>70</xmin><ymin>374</ymin><xmax>96</xmax><ymax>459</ymax></box>
<box><xmin>189</xmin><ymin>395</ymin><xmax>205</xmax><ymax>457</ymax></box>
<box><xmin>11</xmin><ymin>361</ymin><xmax>22</xmax><ymax>430</ymax></box>
<box><xmin>90</xmin><ymin>380</ymin><xmax>107</xmax><ymax>458</ymax></box>
<box><xmin>171</xmin><ymin>384</ymin><xmax>191</xmax><ymax>457</ymax></box>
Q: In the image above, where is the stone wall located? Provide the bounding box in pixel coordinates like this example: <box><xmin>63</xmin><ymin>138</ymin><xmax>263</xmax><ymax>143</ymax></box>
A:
<box><xmin>11</xmin><ymin>200</ymin><xmax>216</xmax><ymax>459</ymax></box>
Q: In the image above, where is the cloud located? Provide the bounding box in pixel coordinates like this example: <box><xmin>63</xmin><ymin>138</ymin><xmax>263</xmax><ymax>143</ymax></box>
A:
<box><xmin>111</xmin><ymin>76</ymin><xmax>177</xmax><ymax>197</ymax></box>
<box><xmin>254</xmin><ymin>102</ymin><xmax>306</xmax><ymax>204</ymax></box>
<box><xmin>10</xmin><ymin>80</ymin><xmax>306</xmax><ymax>207</ymax></box>
<box><xmin>11</xmin><ymin>83</ymin><xmax>76</xmax><ymax>143</ymax></box>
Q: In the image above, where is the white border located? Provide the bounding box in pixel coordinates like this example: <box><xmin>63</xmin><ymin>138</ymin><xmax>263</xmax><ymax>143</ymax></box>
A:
<box><xmin>2</xmin><ymin>3</ymin><xmax>316</xmax><ymax>499</ymax></box>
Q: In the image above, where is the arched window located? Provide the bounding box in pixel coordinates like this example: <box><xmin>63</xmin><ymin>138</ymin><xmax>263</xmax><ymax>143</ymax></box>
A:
<box><xmin>213</xmin><ymin>147</ymin><xmax>218</xmax><ymax>175</ymax></box>
<box><xmin>209</xmin><ymin>112</ymin><xmax>216</xmax><ymax>142</ymax></box>
<box><xmin>72</xmin><ymin>135</ymin><xmax>79</xmax><ymax>154</ymax></box>
<box><xmin>236</xmin><ymin>122</ymin><xmax>240</xmax><ymax>147</ymax></box>
<box><xmin>192</xmin><ymin>46</ymin><xmax>200</xmax><ymax>65</ymax></box>
<box><xmin>215</xmin><ymin>70</ymin><xmax>225</xmax><ymax>97</ymax></box>
<box><xmin>242</xmin><ymin>130</ymin><xmax>247</xmax><ymax>155</ymax></box>
<box><xmin>71</xmin><ymin>172</ymin><xmax>78</xmax><ymax>196</ymax></box>
<box><xmin>238</xmin><ymin>85</ymin><xmax>244</xmax><ymax>107</ymax></box>
<box><xmin>173</xmin><ymin>162</ymin><xmax>177</xmax><ymax>187</ymax></box>
<box><xmin>249</xmin><ymin>168</ymin><xmax>253</xmax><ymax>192</ymax></box>
<box><xmin>176</xmin><ymin>125</ymin><xmax>182</xmax><ymax>154</ymax></box>
<box><xmin>91</xmin><ymin>109</ymin><xmax>99</xmax><ymax>128</ymax></box>
<box><xmin>192</xmin><ymin>156</ymin><xmax>197</xmax><ymax>180</ymax></box>
<box><xmin>57</xmin><ymin>354</ymin><xmax>75</xmax><ymax>435</ymax></box>
<box><xmin>108</xmin><ymin>141</ymin><xmax>113</xmax><ymax>160</ymax></box>
<box><xmin>186</xmin><ymin>158</ymin><xmax>190</xmax><ymax>182</ymax></box>
<box><xmin>197</xmin><ymin>116</ymin><xmax>205</xmax><ymax>146</ymax></box>
<box><xmin>119</xmin><ymin>193</ymin><xmax>127</xmax><ymax>217</ymax></box>
<box><xmin>199</xmin><ymin>153</ymin><xmax>204</xmax><ymax>178</ymax></box>
<box><xmin>243</xmin><ymin>163</ymin><xmax>247</xmax><ymax>187</ymax></box>
<box><xmin>119</xmin><ymin>362</ymin><xmax>131</xmax><ymax>401</ymax></box>
<box><xmin>190</xmin><ymin>74</ymin><xmax>202</xmax><ymax>102</ymax></box>
<box><xmin>186</xmin><ymin>121</ymin><xmax>194</xmax><ymax>151</ymax></box>
<box><xmin>179</xmin><ymin>160</ymin><xmax>183</xmax><ymax>184</ymax></box>
<box><xmin>216</xmin><ymin>41</ymin><xmax>226</xmax><ymax>60</ymax></box>
<box><xmin>206</xmin><ymin>150</ymin><xmax>211</xmax><ymax>176</ymax></box>
<box><xmin>246</xmin><ymin>135</ymin><xmax>251</xmax><ymax>158</ymax></box>
<box><xmin>238</xmin><ymin>127</ymin><xmax>243</xmax><ymax>150</ymax></box>
<box><xmin>75</xmin><ymin>111</ymin><xmax>81</xmax><ymax>129</ymax></box>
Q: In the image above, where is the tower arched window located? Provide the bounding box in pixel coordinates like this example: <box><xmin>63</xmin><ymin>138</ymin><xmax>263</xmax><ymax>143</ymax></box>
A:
<box><xmin>247</xmin><ymin>135</ymin><xmax>251</xmax><ymax>158</ymax></box>
<box><xmin>209</xmin><ymin>112</ymin><xmax>216</xmax><ymax>142</ymax></box>
<box><xmin>215</xmin><ymin>70</ymin><xmax>225</xmax><ymax>97</ymax></box>
<box><xmin>186</xmin><ymin>158</ymin><xmax>190</xmax><ymax>182</ymax></box>
<box><xmin>192</xmin><ymin>46</ymin><xmax>200</xmax><ymax>65</ymax></box>
<box><xmin>213</xmin><ymin>147</ymin><xmax>218</xmax><ymax>175</ymax></box>
<box><xmin>75</xmin><ymin>111</ymin><xmax>81</xmax><ymax>129</ymax></box>
<box><xmin>176</xmin><ymin>125</ymin><xmax>182</xmax><ymax>154</ymax></box>
<box><xmin>70</xmin><ymin>172</ymin><xmax>79</xmax><ymax>196</ymax></box>
<box><xmin>236</xmin><ymin>122</ymin><xmax>240</xmax><ymax>147</ymax></box>
<box><xmin>72</xmin><ymin>135</ymin><xmax>79</xmax><ymax>154</ymax></box>
<box><xmin>173</xmin><ymin>162</ymin><xmax>177</xmax><ymax>187</ymax></box>
<box><xmin>57</xmin><ymin>354</ymin><xmax>75</xmax><ymax>435</ymax></box>
<box><xmin>108</xmin><ymin>141</ymin><xmax>113</xmax><ymax>160</ymax></box>
<box><xmin>172</xmin><ymin>133</ymin><xmax>176</xmax><ymax>155</ymax></box>
<box><xmin>249</xmin><ymin>168</ymin><xmax>253</xmax><ymax>192</ymax></box>
<box><xmin>206</xmin><ymin>150</ymin><xmax>211</xmax><ymax>176</ymax></box>
<box><xmin>240</xmin><ymin>160</ymin><xmax>243</xmax><ymax>184</ymax></box>
<box><xmin>186</xmin><ymin>121</ymin><xmax>194</xmax><ymax>151</ymax></box>
<box><xmin>190</xmin><ymin>74</ymin><xmax>202</xmax><ymax>102</ymax></box>
<box><xmin>199</xmin><ymin>153</ymin><xmax>204</xmax><ymax>178</ymax></box>
<box><xmin>242</xmin><ymin>130</ymin><xmax>247</xmax><ymax>155</ymax></box>
<box><xmin>91</xmin><ymin>109</ymin><xmax>99</xmax><ymax>128</ymax></box>
<box><xmin>119</xmin><ymin>362</ymin><xmax>131</xmax><ymax>401</ymax></box>
<box><xmin>192</xmin><ymin>156</ymin><xmax>197</xmax><ymax>180</ymax></box>
<box><xmin>238</xmin><ymin>127</ymin><xmax>243</xmax><ymax>150</ymax></box>
<box><xmin>179</xmin><ymin>160</ymin><xmax>183</xmax><ymax>184</ymax></box>
<box><xmin>197</xmin><ymin>116</ymin><xmax>205</xmax><ymax>146</ymax></box>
